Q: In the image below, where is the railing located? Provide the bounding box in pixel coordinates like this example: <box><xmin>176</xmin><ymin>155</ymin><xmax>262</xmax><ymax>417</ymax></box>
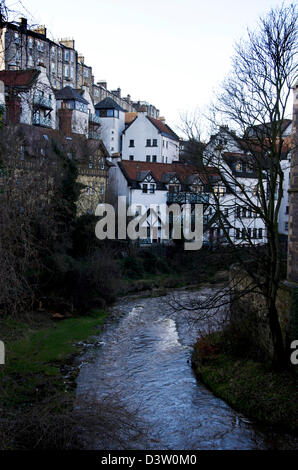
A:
<box><xmin>33</xmin><ymin>95</ymin><xmax>53</xmax><ymax>109</ymax></box>
<box><xmin>167</xmin><ymin>192</ymin><xmax>209</xmax><ymax>204</ymax></box>
<box><xmin>89</xmin><ymin>113</ymin><xmax>101</xmax><ymax>124</ymax></box>
<box><xmin>33</xmin><ymin>115</ymin><xmax>52</xmax><ymax>128</ymax></box>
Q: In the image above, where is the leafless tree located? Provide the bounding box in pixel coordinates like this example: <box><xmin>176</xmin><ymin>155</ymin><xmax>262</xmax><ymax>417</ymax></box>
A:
<box><xmin>178</xmin><ymin>3</ymin><xmax>297</xmax><ymax>369</ymax></box>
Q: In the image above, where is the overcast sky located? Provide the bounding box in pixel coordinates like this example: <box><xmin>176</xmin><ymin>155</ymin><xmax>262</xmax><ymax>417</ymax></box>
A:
<box><xmin>7</xmin><ymin>0</ymin><xmax>293</xmax><ymax>133</ymax></box>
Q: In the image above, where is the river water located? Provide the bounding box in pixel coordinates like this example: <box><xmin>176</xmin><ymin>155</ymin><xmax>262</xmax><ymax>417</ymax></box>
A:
<box><xmin>76</xmin><ymin>287</ymin><xmax>298</xmax><ymax>450</ymax></box>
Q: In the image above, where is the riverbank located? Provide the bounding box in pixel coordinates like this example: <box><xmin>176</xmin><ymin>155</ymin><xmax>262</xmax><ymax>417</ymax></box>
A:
<box><xmin>191</xmin><ymin>332</ymin><xmax>298</xmax><ymax>435</ymax></box>
<box><xmin>0</xmin><ymin>308</ymin><xmax>108</xmax><ymax>449</ymax></box>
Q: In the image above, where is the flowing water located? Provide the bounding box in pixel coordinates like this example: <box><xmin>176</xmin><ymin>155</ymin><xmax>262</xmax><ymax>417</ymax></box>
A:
<box><xmin>76</xmin><ymin>288</ymin><xmax>298</xmax><ymax>450</ymax></box>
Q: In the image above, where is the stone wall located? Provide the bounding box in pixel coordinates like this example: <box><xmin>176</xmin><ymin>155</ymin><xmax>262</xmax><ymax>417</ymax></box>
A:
<box><xmin>229</xmin><ymin>266</ymin><xmax>298</xmax><ymax>360</ymax></box>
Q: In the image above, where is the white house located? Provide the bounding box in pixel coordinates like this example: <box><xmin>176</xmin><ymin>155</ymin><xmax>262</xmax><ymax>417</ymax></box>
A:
<box><xmin>122</xmin><ymin>110</ymin><xmax>180</xmax><ymax>164</ymax></box>
<box><xmin>94</xmin><ymin>97</ymin><xmax>126</xmax><ymax>155</ymax></box>
<box><xmin>0</xmin><ymin>65</ymin><xmax>56</xmax><ymax>129</ymax></box>
<box><xmin>108</xmin><ymin>160</ymin><xmax>210</xmax><ymax>244</ymax></box>
<box><xmin>203</xmin><ymin>126</ymin><xmax>267</xmax><ymax>246</ymax></box>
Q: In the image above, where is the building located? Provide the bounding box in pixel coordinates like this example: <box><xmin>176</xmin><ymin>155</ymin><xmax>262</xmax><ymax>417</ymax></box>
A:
<box><xmin>0</xmin><ymin>65</ymin><xmax>56</xmax><ymax>128</ymax></box>
<box><xmin>94</xmin><ymin>97</ymin><xmax>126</xmax><ymax>155</ymax></box>
<box><xmin>122</xmin><ymin>110</ymin><xmax>180</xmax><ymax>163</ymax></box>
<box><xmin>203</xmin><ymin>126</ymin><xmax>267</xmax><ymax>246</ymax></box>
<box><xmin>0</xmin><ymin>17</ymin><xmax>157</xmax><ymax>115</ymax></box>
<box><xmin>108</xmin><ymin>160</ymin><xmax>210</xmax><ymax>244</ymax></box>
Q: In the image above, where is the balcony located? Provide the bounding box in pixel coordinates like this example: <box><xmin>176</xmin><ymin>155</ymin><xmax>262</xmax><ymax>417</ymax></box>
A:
<box><xmin>33</xmin><ymin>95</ymin><xmax>53</xmax><ymax>109</ymax></box>
<box><xmin>89</xmin><ymin>113</ymin><xmax>101</xmax><ymax>124</ymax></box>
<box><xmin>33</xmin><ymin>115</ymin><xmax>52</xmax><ymax>128</ymax></box>
<box><xmin>88</xmin><ymin>131</ymin><xmax>101</xmax><ymax>140</ymax></box>
<box><xmin>167</xmin><ymin>191</ymin><xmax>209</xmax><ymax>204</ymax></box>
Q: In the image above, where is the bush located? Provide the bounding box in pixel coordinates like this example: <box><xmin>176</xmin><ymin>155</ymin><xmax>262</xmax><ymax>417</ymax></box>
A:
<box><xmin>121</xmin><ymin>256</ymin><xmax>144</xmax><ymax>279</ymax></box>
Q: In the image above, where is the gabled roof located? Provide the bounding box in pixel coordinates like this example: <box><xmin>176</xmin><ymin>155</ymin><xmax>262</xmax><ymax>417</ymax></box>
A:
<box><xmin>55</xmin><ymin>86</ymin><xmax>88</xmax><ymax>104</ymax></box>
<box><xmin>118</xmin><ymin>161</ymin><xmax>217</xmax><ymax>188</ymax></box>
<box><xmin>0</xmin><ymin>69</ymin><xmax>40</xmax><ymax>90</ymax></box>
<box><xmin>94</xmin><ymin>97</ymin><xmax>124</xmax><ymax>111</ymax></box>
<box><xmin>147</xmin><ymin>116</ymin><xmax>179</xmax><ymax>141</ymax></box>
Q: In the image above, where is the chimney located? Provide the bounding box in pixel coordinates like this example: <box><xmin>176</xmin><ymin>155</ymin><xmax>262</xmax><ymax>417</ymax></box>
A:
<box><xmin>19</xmin><ymin>17</ymin><xmax>27</xmax><ymax>32</ymax></box>
<box><xmin>58</xmin><ymin>108</ymin><xmax>73</xmax><ymax>136</ymax></box>
<box><xmin>59</xmin><ymin>38</ymin><xmax>75</xmax><ymax>49</ymax></box>
<box><xmin>97</xmin><ymin>81</ymin><xmax>107</xmax><ymax>89</ymax></box>
<box><xmin>6</xmin><ymin>94</ymin><xmax>21</xmax><ymax>124</ymax></box>
<box><xmin>78</xmin><ymin>54</ymin><xmax>84</xmax><ymax>64</ymax></box>
<box><xmin>32</xmin><ymin>25</ymin><xmax>47</xmax><ymax>37</ymax></box>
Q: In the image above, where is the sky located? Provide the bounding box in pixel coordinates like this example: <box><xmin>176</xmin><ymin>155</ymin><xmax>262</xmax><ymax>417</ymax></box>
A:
<box><xmin>6</xmin><ymin>0</ymin><xmax>293</xmax><ymax>134</ymax></box>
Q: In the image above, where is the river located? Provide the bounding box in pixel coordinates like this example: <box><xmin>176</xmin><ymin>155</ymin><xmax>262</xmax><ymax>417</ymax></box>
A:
<box><xmin>76</xmin><ymin>287</ymin><xmax>298</xmax><ymax>450</ymax></box>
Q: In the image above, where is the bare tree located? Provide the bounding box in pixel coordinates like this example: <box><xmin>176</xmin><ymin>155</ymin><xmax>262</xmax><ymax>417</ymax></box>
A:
<box><xmin>179</xmin><ymin>3</ymin><xmax>297</xmax><ymax>369</ymax></box>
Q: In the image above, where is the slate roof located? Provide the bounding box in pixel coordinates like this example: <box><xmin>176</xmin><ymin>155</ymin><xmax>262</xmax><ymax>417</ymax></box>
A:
<box><xmin>94</xmin><ymin>97</ymin><xmax>124</xmax><ymax>111</ymax></box>
<box><xmin>147</xmin><ymin>116</ymin><xmax>179</xmax><ymax>141</ymax></box>
<box><xmin>0</xmin><ymin>69</ymin><xmax>40</xmax><ymax>90</ymax></box>
<box><xmin>55</xmin><ymin>86</ymin><xmax>88</xmax><ymax>104</ymax></box>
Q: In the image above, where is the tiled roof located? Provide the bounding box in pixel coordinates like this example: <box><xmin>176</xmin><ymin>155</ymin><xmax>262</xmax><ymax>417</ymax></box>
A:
<box><xmin>0</xmin><ymin>69</ymin><xmax>40</xmax><ymax>90</ymax></box>
<box><xmin>94</xmin><ymin>97</ymin><xmax>124</xmax><ymax>111</ymax></box>
<box><xmin>147</xmin><ymin>116</ymin><xmax>179</xmax><ymax>141</ymax></box>
<box><xmin>55</xmin><ymin>86</ymin><xmax>88</xmax><ymax>104</ymax></box>
<box><xmin>119</xmin><ymin>160</ymin><xmax>216</xmax><ymax>186</ymax></box>
<box><xmin>125</xmin><ymin>112</ymin><xmax>138</xmax><ymax>124</ymax></box>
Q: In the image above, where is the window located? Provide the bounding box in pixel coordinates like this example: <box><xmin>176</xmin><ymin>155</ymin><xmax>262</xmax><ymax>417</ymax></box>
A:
<box><xmin>70</xmin><ymin>51</ymin><xmax>74</xmax><ymax>63</ymax></box>
<box><xmin>83</xmin><ymin>68</ymin><xmax>89</xmax><ymax>77</ymax></box>
<box><xmin>28</xmin><ymin>37</ymin><xmax>33</xmax><ymax>49</ymax></box>
<box><xmin>236</xmin><ymin>228</ymin><xmax>240</xmax><ymax>239</ymax></box>
<box><xmin>64</xmin><ymin>50</ymin><xmax>69</xmax><ymax>61</ymax></box>
<box><xmin>129</xmin><ymin>155</ymin><xmax>134</xmax><ymax>161</ymax></box>
<box><xmin>20</xmin><ymin>145</ymin><xmax>25</xmax><ymax>160</ymax></box>
<box><xmin>14</xmin><ymin>33</ymin><xmax>19</xmax><ymax>44</ymax></box>
<box><xmin>89</xmin><ymin>156</ymin><xmax>93</xmax><ymax>169</ymax></box>
<box><xmin>258</xmin><ymin>228</ymin><xmax>263</xmax><ymax>239</ymax></box>
<box><xmin>146</xmin><ymin>155</ymin><xmax>150</xmax><ymax>162</ymax></box>
<box><xmin>286</xmin><ymin>206</ymin><xmax>289</xmax><ymax>214</ymax></box>
<box><xmin>64</xmin><ymin>65</ymin><xmax>69</xmax><ymax>77</ymax></box>
<box><xmin>51</xmin><ymin>62</ymin><xmax>55</xmax><ymax>73</ymax></box>
<box><xmin>253</xmin><ymin>228</ymin><xmax>257</xmax><ymax>239</ymax></box>
<box><xmin>214</xmin><ymin>185</ymin><xmax>226</xmax><ymax>197</ymax></box>
<box><xmin>235</xmin><ymin>161</ymin><xmax>242</xmax><ymax>172</ymax></box>
<box><xmin>100</xmin><ymin>183</ymin><xmax>105</xmax><ymax>195</ymax></box>
<box><xmin>101</xmin><ymin>159</ymin><xmax>105</xmax><ymax>170</ymax></box>
<box><xmin>142</xmin><ymin>184</ymin><xmax>148</xmax><ymax>193</ymax></box>
<box><xmin>149</xmin><ymin>184</ymin><xmax>155</xmax><ymax>194</ymax></box>
<box><xmin>152</xmin><ymin>139</ymin><xmax>157</xmax><ymax>147</ymax></box>
<box><xmin>129</xmin><ymin>140</ymin><xmax>134</xmax><ymax>147</ymax></box>
<box><xmin>146</xmin><ymin>139</ymin><xmax>151</xmax><ymax>147</ymax></box>
<box><xmin>70</xmin><ymin>66</ymin><xmax>74</xmax><ymax>79</ymax></box>
<box><xmin>51</xmin><ymin>47</ymin><xmax>55</xmax><ymax>57</ymax></box>
<box><xmin>285</xmin><ymin>222</ymin><xmax>288</xmax><ymax>231</ymax></box>
<box><xmin>28</xmin><ymin>55</ymin><xmax>33</xmax><ymax>67</ymax></box>
<box><xmin>152</xmin><ymin>155</ymin><xmax>157</xmax><ymax>162</ymax></box>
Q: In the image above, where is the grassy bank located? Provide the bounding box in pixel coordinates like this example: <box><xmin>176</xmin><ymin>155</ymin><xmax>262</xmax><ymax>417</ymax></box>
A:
<box><xmin>191</xmin><ymin>332</ymin><xmax>298</xmax><ymax>434</ymax></box>
<box><xmin>0</xmin><ymin>309</ymin><xmax>107</xmax><ymax>448</ymax></box>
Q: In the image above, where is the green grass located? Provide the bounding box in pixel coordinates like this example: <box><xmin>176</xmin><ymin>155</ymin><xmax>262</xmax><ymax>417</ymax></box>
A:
<box><xmin>0</xmin><ymin>309</ymin><xmax>107</xmax><ymax>407</ymax></box>
<box><xmin>192</xmin><ymin>333</ymin><xmax>298</xmax><ymax>434</ymax></box>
